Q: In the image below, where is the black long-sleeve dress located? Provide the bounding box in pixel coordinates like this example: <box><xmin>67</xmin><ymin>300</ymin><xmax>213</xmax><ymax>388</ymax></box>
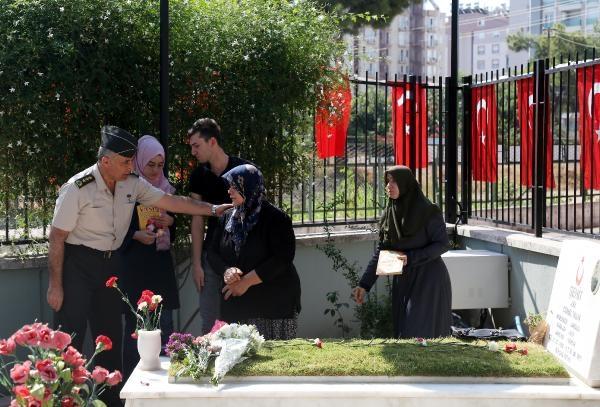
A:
<box><xmin>207</xmin><ymin>202</ymin><xmax>301</xmax><ymax>323</ymax></box>
<box><xmin>359</xmin><ymin>212</ymin><xmax>452</xmax><ymax>339</ymax></box>
<box><xmin>119</xmin><ymin>204</ymin><xmax>180</xmax><ymax>311</ymax></box>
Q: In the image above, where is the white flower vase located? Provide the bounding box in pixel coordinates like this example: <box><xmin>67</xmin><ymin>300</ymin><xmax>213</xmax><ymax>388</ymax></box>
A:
<box><xmin>137</xmin><ymin>329</ymin><xmax>162</xmax><ymax>371</ymax></box>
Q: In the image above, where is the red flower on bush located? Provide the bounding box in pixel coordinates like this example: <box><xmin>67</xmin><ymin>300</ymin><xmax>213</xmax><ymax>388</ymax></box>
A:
<box><xmin>105</xmin><ymin>276</ymin><xmax>118</xmax><ymax>288</ymax></box>
<box><xmin>95</xmin><ymin>335</ymin><xmax>112</xmax><ymax>351</ymax></box>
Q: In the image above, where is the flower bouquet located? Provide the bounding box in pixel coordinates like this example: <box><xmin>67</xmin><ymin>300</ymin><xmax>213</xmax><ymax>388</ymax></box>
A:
<box><xmin>105</xmin><ymin>276</ymin><xmax>162</xmax><ymax>336</ymax></box>
<box><xmin>168</xmin><ymin>320</ymin><xmax>264</xmax><ymax>385</ymax></box>
<box><xmin>0</xmin><ymin>323</ymin><xmax>121</xmax><ymax>407</ymax></box>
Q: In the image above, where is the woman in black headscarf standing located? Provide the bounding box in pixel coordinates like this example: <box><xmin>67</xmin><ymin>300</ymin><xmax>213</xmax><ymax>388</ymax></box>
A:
<box><xmin>352</xmin><ymin>165</ymin><xmax>452</xmax><ymax>338</ymax></box>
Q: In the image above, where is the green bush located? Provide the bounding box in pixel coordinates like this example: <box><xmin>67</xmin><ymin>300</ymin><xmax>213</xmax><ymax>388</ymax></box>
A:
<box><xmin>0</xmin><ymin>0</ymin><xmax>346</xmax><ymax>231</ymax></box>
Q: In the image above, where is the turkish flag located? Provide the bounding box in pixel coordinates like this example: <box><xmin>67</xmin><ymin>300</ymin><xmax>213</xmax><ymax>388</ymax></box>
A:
<box><xmin>516</xmin><ymin>77</ymin><xmax>555</xmax><ymax>188</ymax></box>
<box><xmin>315</xmin><ymin>78</ymin><xmax>352</xmax><ymax>159</ymax></box>
<box><xmin>577</xmin><ymin>65</ymin><xmax>600</xmax><ymax>190</ymax></box>
<box><xmin>392</xmin><ymin>83</ymin><xmax>428</xmax><ymax>168</ymax></box>
<box><xmin>471</xmin><ymin>84</ymin><xmax>498</xmax><ymax>182</ymax></box>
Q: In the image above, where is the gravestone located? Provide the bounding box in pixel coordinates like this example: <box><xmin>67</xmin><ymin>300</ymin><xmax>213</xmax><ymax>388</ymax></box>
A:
<box><xmin>545</xmin><ymin>240</ymin><xmax>600</xmax><ymax>387</ymax></box>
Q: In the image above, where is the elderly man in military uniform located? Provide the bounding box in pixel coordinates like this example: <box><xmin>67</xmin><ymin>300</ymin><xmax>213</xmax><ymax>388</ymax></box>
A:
<box><xmin>47</xmin><ymin>126</ymin><xmax>230</xmax><ymax>406</ymax></box>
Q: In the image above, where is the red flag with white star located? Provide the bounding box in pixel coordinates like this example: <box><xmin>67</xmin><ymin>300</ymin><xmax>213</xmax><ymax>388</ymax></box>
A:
<box><xmin>577</xmin><ymin>64</ymin><xmax>600</xmax><ymax>190</ymax></box>
<box><xmin>516</xmin><ymin>77</ymin><xmax>555</xmax><ymax>188</ymax></box>
<box><xmin>392</xmin><ymin>83</ymin><xmax>428</xmax><ymax>168</ymax></box>
<box><xmin>471</xmin><ymin>84</ymin><xmax>498</xmax><ymax>182</ymax></box>
<box><xmin>315</xmin><ymin>78</ymin><xmax>352</xmax><ymax>159</ymax></box>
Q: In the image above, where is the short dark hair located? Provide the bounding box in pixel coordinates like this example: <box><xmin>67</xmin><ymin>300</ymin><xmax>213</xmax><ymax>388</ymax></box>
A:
<box><xmin>187</xmin><ymin>118</ymin><xmax>221</xmax><ymax>144</ymax></box>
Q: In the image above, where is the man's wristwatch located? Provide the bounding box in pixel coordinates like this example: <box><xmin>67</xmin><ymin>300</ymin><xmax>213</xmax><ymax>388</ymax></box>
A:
<box><xmin>211</xmin><ymin>204</ymin><xmax>218</xmax><ymax>216</ymax></box>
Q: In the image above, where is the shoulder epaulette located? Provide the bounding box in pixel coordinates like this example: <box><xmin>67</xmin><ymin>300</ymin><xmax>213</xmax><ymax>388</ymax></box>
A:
<box><xmin>74</xmin><ymin>174</ymin><xmax>95</xmax><ymax>188</ymax></box>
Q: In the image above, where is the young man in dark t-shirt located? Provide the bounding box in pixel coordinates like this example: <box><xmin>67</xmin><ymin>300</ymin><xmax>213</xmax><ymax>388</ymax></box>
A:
<box><xmin>188</xmin><ymin>118</ymin><xmax>251</xmax><ymax>334</ymax></box>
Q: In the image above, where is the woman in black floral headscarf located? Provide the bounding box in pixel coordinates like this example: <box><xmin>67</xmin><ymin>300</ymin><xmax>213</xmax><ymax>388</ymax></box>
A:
<box><xmin>207</xmin><ymin>164</ymin><xmax>301</xmax><ymax>340</ymax></box>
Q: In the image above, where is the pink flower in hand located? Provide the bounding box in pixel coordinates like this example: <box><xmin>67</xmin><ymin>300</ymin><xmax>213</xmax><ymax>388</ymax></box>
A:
<box><xmin>91</xmin><ymin>366</ymin><xmax>109</xmax><ymax>384</ymax></box>
<box><xmin>10</xmin><ymin>361</ymin><xmax>31</xmax><ymax>384</ymax></box>
<box><xmin>0</xmin><ymin>337</ymin><xmax>16</xmax><ymax>355</ymax></box>
<box><xmin>209</xmin><ymin>320</ymin><xmax>228</xmax><ymax>334</ymax></box>
<box><xmin>106</xmin><ymin>370</ymin><xmax>123</xmax><ymax>386</ymax></box>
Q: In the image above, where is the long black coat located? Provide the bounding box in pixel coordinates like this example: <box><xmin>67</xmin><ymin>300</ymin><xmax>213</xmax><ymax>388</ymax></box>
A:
<box><xmin>359</xmin><ymin>212</ymin><xmax>452</xmax><ymax>338</ymax></box>
<box><xmin>119</xmin><ymin>204</ymin><xmax>180</xmax><ymax>310</ymax></box>
<box><xmin>207</xmin><ymin>202</ymin><xmax>301</xmax><ymax>321</ymax></box>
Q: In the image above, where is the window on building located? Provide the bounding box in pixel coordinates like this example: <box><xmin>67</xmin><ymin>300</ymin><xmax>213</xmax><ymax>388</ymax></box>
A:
<box><xmin>478</xmin><ymin>32</ymin><xmax>485</xmax><ymax>40</ymax></box>
<box><xmin>492</xmin><ymin>44</ymin><xmax>500</xmax><ymax>54</ymax></box>
<box><xmin>477</xmin><ymin>60</ymin><xmax>485</xmax><ymax>70</ymax></box>
<box><xmin>492</xmin><ymin>59</ymin><xmax>500</xmax><ymax>69</ymax></box>
<box><xmin>478</xmin><ymin>19</ymin><xmax>485</xmax><ymax>27</ymax></box>
<box><xmin>429</xmin><ymin>35</ymin><xmax>435</xmax><ymax>47</ymax></box>
<box><xmin>477</xmin><ymin>45</ymin><xmax>485</xmax><ymax>55</ymax></box>
<box><xmin>493</xmin><ymin>31</ymin><xmax>501</xmax><ymax>40</ymax></box>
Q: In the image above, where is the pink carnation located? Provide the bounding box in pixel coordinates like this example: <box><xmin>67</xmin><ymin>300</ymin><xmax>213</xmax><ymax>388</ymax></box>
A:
<box><xmin>10</xmin><ymin>361</ymin><xmax>31</xmax><ymax>384</ymax></box>
<box><xmin>91</xmin><ymin>366</ymin><xmax>109</xmax><ymax>384</ymax></box>
<box><xmin>72</xmin><ymin>366</ymin><xmax>90</xmax><ymax>384</ymax></box>
<box><xmin>62</xmin><ymin>346</ymin><xmax>85</xmax><ymax>367</ymax></box>
<box><xmin>51</xmin><ymin>330</ymin><xmax>72</xmax><ymax>351</ymax></box>
<box><xmin>35</xmin><ymin>359</ymin><xmax>58</xmax><ymax>382</ymax></box>
<box><xmin>106</xmin><ymin>370</ymin><xmax>123</xmax><ymax>386</ymax></box>
<box><xmin>0</xmin><ymin>336</ymin><xmax>16</xmax><ymax>355</ymax></box>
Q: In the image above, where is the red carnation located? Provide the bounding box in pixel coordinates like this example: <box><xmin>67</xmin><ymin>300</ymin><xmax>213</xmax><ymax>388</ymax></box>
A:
<box><xmin>95</xmin><ymin>335</ymin><xmax>113</xmax><ymax>351</ymax></box>
<box><xmin>105</xmin><ymin>276</ymin><xmax>118</xmax><ymax>288</ymax></box>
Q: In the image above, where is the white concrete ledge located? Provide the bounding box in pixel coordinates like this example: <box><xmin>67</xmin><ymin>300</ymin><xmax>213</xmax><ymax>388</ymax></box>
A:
<box><xmin>122</xmin><ymin>360</ymin><xmax>600</xmax><ymax>407</ymax></box>
<box><xmin>454</xmin><ymin>224</ymin><xmax>571</xmax><ymax>257</ymax></box>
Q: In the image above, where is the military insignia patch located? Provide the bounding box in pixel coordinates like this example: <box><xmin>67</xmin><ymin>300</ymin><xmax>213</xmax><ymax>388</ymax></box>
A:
<box><xmin>74</xmin><ymin>174</ymin><xmax>95</xmax><ymax>188</ymax></box>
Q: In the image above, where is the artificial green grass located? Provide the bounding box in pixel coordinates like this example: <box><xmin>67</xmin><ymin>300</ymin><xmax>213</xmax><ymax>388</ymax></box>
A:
<box><xmin>169</xmin><ymin>338</ymin><xmax>569</xmax><ymax>379</ymax></box>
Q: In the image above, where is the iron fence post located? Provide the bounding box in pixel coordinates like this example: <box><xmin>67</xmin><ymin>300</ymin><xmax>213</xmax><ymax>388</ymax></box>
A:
<box><xmin>409</xmin><ymin>75</ymin><xmax>417</xmax><ymax>172</ymax></box>
<box><xmin>445</xmin><ymin>77</ymin><xmax>458</xmax><ymax>224</ymax></box>
<box><xmin>462</xmin><ymin>76</ymin><xmax>473</xmax><ymax>223</ymax></box>
<box><xmin>533</xmin><ymin>59</ymin><xmax>547</xmax><ymax>237</ymax></box>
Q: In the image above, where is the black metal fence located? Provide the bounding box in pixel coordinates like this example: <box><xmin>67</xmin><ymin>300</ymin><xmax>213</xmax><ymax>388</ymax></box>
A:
<box><xmin>462</xmin><ymin>53</ymin><xmax>600</xmax><ymax>237</ymax></box>
<box><xmin>3</xmin><ymin>55</ymin><xmax>600</xmax><ymax>243</ymax></box>
<box><xmin>276</xmin><ymin>73</ymin><xmax>449</xmax><ymax>228</ymax></box>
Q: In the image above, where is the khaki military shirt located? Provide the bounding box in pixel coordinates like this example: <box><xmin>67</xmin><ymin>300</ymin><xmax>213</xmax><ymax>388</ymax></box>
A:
<box><xmin>52</xmin><ymin>164</ymin><xmax>166</xmax><ymax>251</ymax></box>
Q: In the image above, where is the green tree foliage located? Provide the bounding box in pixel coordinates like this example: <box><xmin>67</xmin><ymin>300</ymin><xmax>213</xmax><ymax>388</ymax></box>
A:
<box><xmin>507</xmin><ymin>23</ymin><xmax>600</xmax><ymax>61</ymax></box>
<box><xmin>317</xmin><ymin>0</ymin><xmax>416</xmax><ymax>28</ymax></box>
<box><xmin>0</xmin><ymin>0</ymin><xmax>346</xmax><ymax>233</ymax></box>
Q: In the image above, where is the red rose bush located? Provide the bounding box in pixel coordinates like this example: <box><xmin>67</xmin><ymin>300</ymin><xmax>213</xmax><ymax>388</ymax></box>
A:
<box><xmin>0</xmin><ymin>323</ymin><xmax>121</xmax><ymax>407</ymax></box>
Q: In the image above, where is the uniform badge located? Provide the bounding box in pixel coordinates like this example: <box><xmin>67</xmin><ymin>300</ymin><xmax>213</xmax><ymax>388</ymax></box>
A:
<box><xmin>74</xmin><ymin>174</ymin><xmax>95</xmax><ymax>188</ymax></box>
